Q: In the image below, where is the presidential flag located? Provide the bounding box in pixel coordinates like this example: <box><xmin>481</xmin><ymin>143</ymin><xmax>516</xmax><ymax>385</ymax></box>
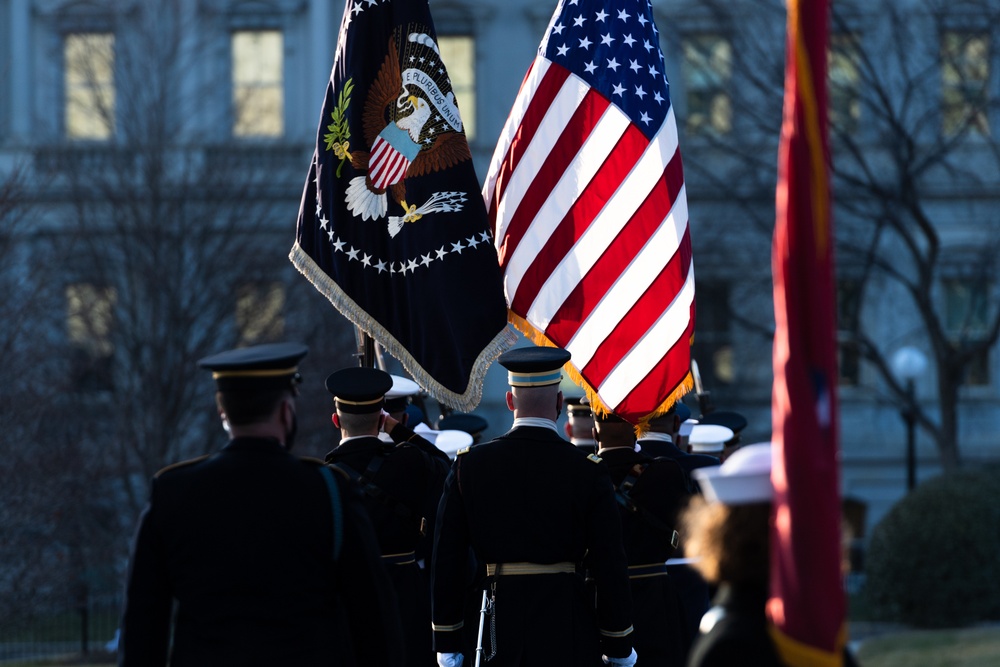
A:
<box><xmin>291</xmin><ymin>0</ymin><xmax>515</xmax><ymax>410</ymax></box>
<box><xmin>768</xmin><ymin>0</ymin><xmax>846</xmax><ymax>665</ymax></box>
<box><xmin>483</xmin><ymin>0</ymin><xmax>694</xmax><ymax>425</ymax></box>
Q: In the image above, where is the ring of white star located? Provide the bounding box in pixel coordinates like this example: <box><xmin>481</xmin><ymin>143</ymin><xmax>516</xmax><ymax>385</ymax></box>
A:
<box><xmin>315</xmin><ymin>196</ymin><xmax>493</xmax><ymax>276</ymax></box>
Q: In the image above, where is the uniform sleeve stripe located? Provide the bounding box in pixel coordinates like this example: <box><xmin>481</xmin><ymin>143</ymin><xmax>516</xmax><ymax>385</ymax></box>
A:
<box><xmin>432</xmin><ymin>621</ymin><xmax>465</xmax><ymax>632</ymax></box>
<box><xmin>600</xmin><ymin>625</ymin><xmax>634</xmax><ymax>638</ymax></box>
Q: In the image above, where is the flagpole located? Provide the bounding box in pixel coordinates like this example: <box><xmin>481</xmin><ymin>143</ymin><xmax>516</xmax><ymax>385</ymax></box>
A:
<box><xmin>354</xmin><ymin>326</ymin><xmax>376</xmax><ymax>368</ymax></box>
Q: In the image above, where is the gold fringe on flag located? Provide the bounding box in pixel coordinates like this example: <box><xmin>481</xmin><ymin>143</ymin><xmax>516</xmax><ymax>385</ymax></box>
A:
<box><xmin>507</xmin><ymin>309</ymin><xmax>693</xmax><ymax>437</ymax></box>
<box><xmin>291</xmin><ymin>242</ymin><xmax>517</xmax><ymax>412</ymax></box>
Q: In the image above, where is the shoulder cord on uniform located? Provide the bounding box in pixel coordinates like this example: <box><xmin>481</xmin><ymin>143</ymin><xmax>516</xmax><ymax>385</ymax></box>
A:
<box><xmin>318</xmin><ymin>466</ymin><xmax>345</xmax><ymax>561</ymax></box>
<box><xmin>616</xmin><ymin>463</ymin><xmax>680</xmax><ymax>550</ymax></box>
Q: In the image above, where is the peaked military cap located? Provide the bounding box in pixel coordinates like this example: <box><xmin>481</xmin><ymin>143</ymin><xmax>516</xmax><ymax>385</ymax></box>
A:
<box><xmin>565</xmin><ymin>396</ymin><xmax>592</xmax><ymax>417</ymax></box>
<box><xmin>384</xmin><ymin>374</ymin><xmax>420</xmax><ymax>413</ymax></box>
<box><xmin>438</xmin><ymin>413</ymin><xmax>488</xmax><ymax>437</ymax></box>
<box><xmin>498</xmin><ymin>346</ymin><xmax>571</xmax><ymax>387</ymax></box>
<box><xmin>688</xmin><ymin>424</ymin><xmax>735</xmax><ymax>453</ymax></box>
<box><xmin>325</xmin><ymin>367</ymin><xmax>393</xmax><ymax>414</ymax></box>
<box><xmin>699</xmin><ymin>410</ymin><xmax>747</xmax><ymax>436</ymax></box>
<box><xmin>198</xmin><ymin>342</ymin><xmax>307</xmax><ymax>392</ymax></box>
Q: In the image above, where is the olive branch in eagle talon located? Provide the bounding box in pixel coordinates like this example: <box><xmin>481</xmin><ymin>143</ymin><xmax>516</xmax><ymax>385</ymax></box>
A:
<box><xmin>324</xmin><ymin>77</ymin><xmax>354</xmax><ymax>178</ymax></box>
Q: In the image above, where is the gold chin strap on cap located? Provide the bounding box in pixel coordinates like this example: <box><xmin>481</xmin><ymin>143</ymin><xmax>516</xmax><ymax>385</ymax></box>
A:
<box><xmin>334</xmin><ymin>396</ymin><xmax>384</xmax><ymax>407</ymax></box>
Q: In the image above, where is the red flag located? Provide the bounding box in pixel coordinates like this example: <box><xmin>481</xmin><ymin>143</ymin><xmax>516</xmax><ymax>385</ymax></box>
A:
<box><xmin>768</xmin><ymin>0</ymin><xmax>846</xmax><ymax>665</ymax></box>
<box><xmin>483</xmin><ymin>0</ymin><xmax>694</xmax><ymax>425</ymax></box>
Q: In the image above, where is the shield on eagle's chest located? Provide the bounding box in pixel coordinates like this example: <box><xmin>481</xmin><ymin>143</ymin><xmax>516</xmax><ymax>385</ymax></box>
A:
<box><xmin>368</xmin><ymin>123</ymin><xmax>421</xmax><ymax>190</ymax></box>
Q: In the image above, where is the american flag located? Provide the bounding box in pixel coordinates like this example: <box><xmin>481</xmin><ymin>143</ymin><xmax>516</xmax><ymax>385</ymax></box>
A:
<box><xmin>484</xmin><ymin>0</ymin><xmax>694</xmax><ymax>424</ymax></box>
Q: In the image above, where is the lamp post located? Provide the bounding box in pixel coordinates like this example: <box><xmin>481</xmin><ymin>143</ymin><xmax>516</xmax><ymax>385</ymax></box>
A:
<box><xmin>891</xmin><ymin>346</ymin><xmax>928</xmax><ymax>491</ymax></box>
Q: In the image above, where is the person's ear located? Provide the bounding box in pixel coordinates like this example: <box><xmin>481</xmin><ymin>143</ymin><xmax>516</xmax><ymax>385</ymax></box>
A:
<box><xmin>332</xmin><ymin>413</ymin><xmax>341</xmax><ymax>429</ymax></box>
<box><xmin>555</xmin><ymin>391</ymin><xmax>563</xmax><ymax>418</ymax></box>
<box><xmin>505</xmin><ymin>390</ymin><xmax>515</xmax><ymax>412</ymax></box>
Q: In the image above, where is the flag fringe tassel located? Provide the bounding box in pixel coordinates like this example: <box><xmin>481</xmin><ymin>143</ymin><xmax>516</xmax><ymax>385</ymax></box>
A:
<box><xmin>507</xmin><ymin>310</ymin><xmax>692</xmax><ymax>435</ymax></box>
<box><xmin>291</xmin><ymin>242</ymin><xmax>518</xmax><ymax>411</ymax></box>
<box><xmin>767</xmin><ymin>622</ymin><xmax>847</xmax><ymax>667</ymax></box>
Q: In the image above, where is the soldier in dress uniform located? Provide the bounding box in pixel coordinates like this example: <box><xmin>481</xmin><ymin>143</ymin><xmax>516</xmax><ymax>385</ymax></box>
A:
<box><xmin>636</xmin><ymin>408</ymin><xmax>720</xmax><ymax>660</ymax></box>
<box><xmin>380</xmin><ymin>374</ymin><xmax>451</xmax><ymax>465</ymax></box>
<box><xmin>682</xmin><ymin>444</ymin><xmax>783</xmax><ymax>667</ymax></box>
<box><xmin>325</xmin><ymin>366</ymin><xmax>449</xmax><ymax>667</ymax></box>
<box><xmin>118</xmin><ymin>343</ymin><xmax>402</xmax><ymax>667</ymax></box>
<box><xmin>565</xmin><ymin>396</ymin><xmax>598</xmax><ymax>455</ymax></box>
<box><xmin>637</xmin><ymin>401</ymin><xmax>692</xmax><ymax>462</ymax></box>
<box><xmin>594</xmin><ymin>411</ymin><xmax>690</xmax><ymax>666</ymax></box>
<box><xmin>431</xmin><ymin>346</ymin><xmax>637</xmax><ymax>667</ymax></box>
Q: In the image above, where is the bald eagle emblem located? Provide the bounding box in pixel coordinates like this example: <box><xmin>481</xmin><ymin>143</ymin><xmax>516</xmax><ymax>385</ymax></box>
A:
<box><xmin>343</xmin><ymin>32</ymin><xmax>473</xmax><ymax>237</ymax></box>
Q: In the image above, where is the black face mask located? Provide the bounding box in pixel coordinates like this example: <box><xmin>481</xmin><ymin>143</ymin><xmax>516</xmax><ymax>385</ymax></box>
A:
<box><xmin>284</xmin><ymin>410</ymin><xmax>299</xmax><ymax>451</ymax></box>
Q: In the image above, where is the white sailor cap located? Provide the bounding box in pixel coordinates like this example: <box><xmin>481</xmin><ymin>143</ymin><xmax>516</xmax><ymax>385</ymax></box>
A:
<box><xmin>692</xmin><ymin>443</ymin><xmax>773</xmax><ymax>505</ymax></box>
<box><xmin>414</xmin><ymin>423</ymin><xmax>473</xmax><ymax>457</ymax></box>
<box><xmin>688</xmin><ymin>424</ymin><xmax>734</xmax><ymax>453</ymax></box>
<box><xmin>384</xmin><ymin>375</ymin><xmax>421</xmax><ymax>412</ymax></box>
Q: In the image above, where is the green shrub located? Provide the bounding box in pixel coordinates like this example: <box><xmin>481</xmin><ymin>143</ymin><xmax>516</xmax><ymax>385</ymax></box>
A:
<box><xmin>864</xmin><ymin>466</ymin><xmax>1000</xmax><ymax>628</ymax></box>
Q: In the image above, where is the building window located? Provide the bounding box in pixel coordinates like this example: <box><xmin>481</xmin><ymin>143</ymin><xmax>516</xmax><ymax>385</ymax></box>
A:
<box><xmin>681</xmin><ymin>34</ymin><xmax>732</xmax><ymax>136</ymax></box>
<box><xmin>829</xmin><ymin>33</ymin><xmax>861</xmax><ymax>135</ymax></box>
<box><xmin>941</xmin><ymin>30</ymin><xmax>990</xmax><ymax>137</ymax></box>
<box><xmin>836</xmin><ymin>279</ymin><xmax>862</xmax><ymax>385</ymax></box>
<box><xmin>66</xmin><ymin>283</ymin><xmax>116</xmax><ymax>390</ymax></box>
<box><xmin>64</xmin><ymin>32</ymin><xmax>115</xmax><ymax>140</ymax></box>
<box><xmin>232</xmin><ymin>30</ymin><xmax>284</xmax><ymax>138</ymax></box>
<box><xmin>438</xmin><ymin>35</ymin><xmax>476</xmax><ymax>142</ymax></box>
<box><xmin>236</xmin><ymin>282</ymin><xmax>285</xmax><ymax>345</ymax></box>
<box><xmin>692</xmin><ymin>280</ymin><xmax>733</xmax><ymax>391</ymax></box>
<box><xmin>943</xmin><ymin>278</ymin><xmax>990</xmax><ymax>385</ymax></box>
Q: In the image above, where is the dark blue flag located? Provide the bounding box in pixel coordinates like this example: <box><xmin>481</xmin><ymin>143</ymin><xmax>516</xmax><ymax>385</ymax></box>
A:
<box><xmin>291</xmin><ymin>0</ymin><xmax>515</xmax><ymax>410</ymax></box>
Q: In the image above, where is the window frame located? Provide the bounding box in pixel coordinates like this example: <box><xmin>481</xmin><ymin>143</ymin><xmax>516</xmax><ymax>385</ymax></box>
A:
<box><xmin>63</xmin><ymin>30</ymin><xmax>117</xmax><ymax>141</ymax></box>
<box><xmin>679</xmin><ymin>31</ymin><xmax>733</xmax><ymax>138</ymax></box>
<box><xmin>436</xmin><ymin>33</ymin><xmax>477</xmax><ymax>143</ymax></box>
<box><xmin>940</xmin><ymin>28</ymin><xmax>991</xmax><ymax>138</ymax></box>
<box><xmin>230</xmin><ymin>27</ymin><xmax>286</xmax><ymax>139</ymax></box>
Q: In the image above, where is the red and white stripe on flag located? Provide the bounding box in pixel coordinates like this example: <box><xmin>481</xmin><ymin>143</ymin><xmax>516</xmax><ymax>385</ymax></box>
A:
<box><xmin>484</xmin><ymin>49</ymin><xmax>694</xmax><ymax>424</ymax></box>
<box><xmin>369</xmin><ymin>135</ymin><xmax>412</xmax><ymax>190</ymax></box>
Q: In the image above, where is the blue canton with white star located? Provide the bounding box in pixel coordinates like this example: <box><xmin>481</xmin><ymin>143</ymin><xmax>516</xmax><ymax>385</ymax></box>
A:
<box><xmin>543</xmin><ymin>0</ymin><xmax>670</xmax><ymax>140</ymax></box>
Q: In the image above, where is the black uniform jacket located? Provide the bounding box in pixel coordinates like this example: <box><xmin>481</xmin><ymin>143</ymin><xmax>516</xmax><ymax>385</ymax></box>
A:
<box><xmin>326</xmin><ymin>433</ymin><xmax>448</xmax><ymax>667</ymax></box>
<box><xmin>119</xmin><ymin>436</ymin><xmax>402</xmax><ymax>667</ymax></box>
<box><xmin>636</xmin><ymin>436</ymin><xmax>717</xmax><ymax>657</ymax></box>
<box><xmin>686</xmin><ymin>583</ymin><xmax>784</xmax><ymax>667</ymax></box>
<box><xmin>600</xmin><ymin>447</ymin><xmax>690</xmax><ymax>667</ymax></box>
<box><xmin>431</xmin><ymin>425</ymin><xmax>634</xmax><ymax>665</ymax></box>
<box><xmin>636</xmin><ymin>436</ymin><xmax>719</xmax><ymax>479</ymax></box>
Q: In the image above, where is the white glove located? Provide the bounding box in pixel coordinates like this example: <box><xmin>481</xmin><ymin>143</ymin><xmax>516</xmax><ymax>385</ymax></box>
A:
<box><xmin>602</xmin><ymin>648</ymin><xmax>637</xmax><ymax>666</ymax></box>
<box><xmin>437</xmin><ymin>652</ymin><xmax>464</xmax><ymax>667</ymax></box>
